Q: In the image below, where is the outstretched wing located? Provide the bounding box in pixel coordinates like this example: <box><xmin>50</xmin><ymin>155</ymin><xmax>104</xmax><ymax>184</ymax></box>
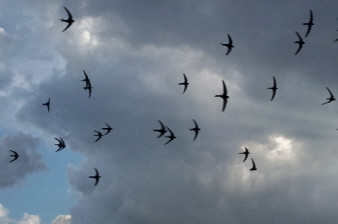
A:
<box><xmin>64</xmin><ymin>7</ymin><xmax>73</xmax><ymax>20</ymax></box>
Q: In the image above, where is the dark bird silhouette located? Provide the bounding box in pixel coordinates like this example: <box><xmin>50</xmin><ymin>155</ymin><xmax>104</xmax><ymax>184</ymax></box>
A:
<box><xmin>89</xmin><ymin>168</ymin><xmax>101</xmax><ymax>186</ymax></box>
<box><xmin>178</xmin><ymin>73</ymin><xmax>189</xmax><ymax>93</ymax></box>
<box><xmin>61</xmin><ymin>7</ymin><xmax>74</xmax><ymax>32</ymax></box>
<box><xmin>82</xmin><ymin>70</ymin><xmax>91</xmax><ymax>87</ymax></box>
<box><xmin>239</xmin><ymin>147</ymin><xmax>250</xmax><ymax>162</ymax></box>
<box><xmin>83</xmin><ymin>84</ymin><xmax>92</xmax><ymax>98</ymax></box>
<box><xmin>102</xmin><ymin>123</ymin><xmax>113</xmax><ymax>135</ymax></box>
<box><xmin>220</xmin><ymin>34</ymin><xmax>234</xmax><ymax>55</ymax></box>
<box><xmin>153</xmin><ymin>120</ymin><xmax>167</xmax><ymax>138</ymax></box>
<box><xmin>303</xmin><ymin>10</ymin><xmax>314</xmax><ymax>37</ymax></box>
<box><xmin>55</xmin><ymin>138</ymin><xmax>66</xmax><ymax>152</ymax></box>
<box><xmin>190</xmin><ymin>119</ymin><xmax>200</xmax><ymax>141</ymax></box>
<box><xmin>294</xmin><ymin>31</ymin><xmax>305</xmax><ymax>55</ymax></box>
<box><xmin>9</xmin><ymin>150</ymin><xmax>19</xmax><ymax>163</ymax></box>
<box><xmin>334</xmin><ymin>38</ymin><xmax>338</xmax><ymax>42</ymax></box>
<box><xmin>268</xmin><ymin>76</ymin><xmax>278</xmax><ymax>101</ymax></box>
<box><xmin>164</xmin><ymin>127</ymin><xmax>176</xmax><ymax>145</ymax></box>
<box><xmin>94</xmin><ymin>130</ymin><xmax>103</xmax><ymax>142</ymax></box>
<box><xmin>43</xmin><ymin>98</ymin><xmax>50</xmax><ymax>112</ymax></box>
<box><xmin>322</xmin><ymin>87</ymin><xmax>336</xmax><ymax>105</ymax></box>
<box><xmin>250</xmin><ymin>158</ymin><xmax>257</xmax><ymax>171</ymax></box>
<box><xmin>215</xmin><ymin>80</ymin><xmax>229</xmax><ymax>112</ymax></box>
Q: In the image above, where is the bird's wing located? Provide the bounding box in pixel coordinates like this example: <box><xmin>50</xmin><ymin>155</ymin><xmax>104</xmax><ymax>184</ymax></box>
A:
<box><xmin>304</xmin><ymin>10</ymin><xmax>313</xmax><ymax>37</ymax></box>
<box><xmin>183</xmin><ymin>73</ymin><xmax>187</xmax><ymax>83</ymax></box>
<box><xmin>227</xmin><ymin>34</ymin><xmax>233</xmax><ymax>45</ymax></box>
<box><xmin>271</xmin><ymin>89</ymin><xmax>276</xmax><ymax>101</ymax></box>
<box><xmin>158</xmin><ymin>120</ymin><xmax>165</xmax><ymax>129</ymax></box>
<box><xmin>192</xmin><ymin>119</ymin><xmax>198</xmax><ymax>128</ymax></box>
<box><xmin>94</xmin><ymin>168</ymin><xmax>99</xmax><ymax>176</ymax></box>
<box><xmin>327</xmin><ymin>87</ymin><xmax>334</xmax><ymax>98</ymax></box>
<box><xmin>64</xmin><ymin>7</ymin><xmax>73</xmax><ymax>20</ymax></box>
<box><xmin>251</xmin><ymin>158</ymin><xmax>256</xmax><ymax>168</ymax></box>
<box><xmin>222</xmin><ymin>80</ymin><xmax>227</xmax><ymax>96</ymax></box>
<box><xmin>243</xmin><ymin>154</ymin><xmax>248</xmax><ymax>162</ymax></box>
<box><xmin>273</xmin><ymin>76</ymin><xmax>277</xmax><ymax>88</ymax></box>
<box><xmin>245</xmin><ymin>147</ymin><xmax>249</xmax><ymax>153</ymax></box>
<box><xmin>62</xmin><ymin>23</ymin><xmax>72</xmax><ymax>32</ymax></box>
<box><xmin>88</xmin><ymin>87</ymin><xmax>92</xmax><ymax>98</ymax></box>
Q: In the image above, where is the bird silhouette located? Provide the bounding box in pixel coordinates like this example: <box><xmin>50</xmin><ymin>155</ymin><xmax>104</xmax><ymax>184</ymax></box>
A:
<box><xmin>164</xmin><ymin>127</ymin><xmax>176</xmax><ymax>145</ymax></box>
<box><xmin>153</xmin><ymin>120</ymin><xmax>167</xmax><ymax>138</ymax></box>
<box><xmin>250</xmin><ymin>158</ymin><xmax>257</xmax><ymax>171</ymax></box>
<box><xmin>94</xmin><ymin>130</ymin><xmax>103</xmax><ymax>142</ymax></box>
<box><xmin>102</xmin><ymin>123</ymin><xmax>113</xmax><ymax>135</ymax></box>
<box><xmin>190</xmin><ymin>119</ymin><xmax>200</xmax><ymax>141</ymax></box>
<box><xmin>303</xmin><ymin>10</ymin><xmax>314</xmax><ymax>37</ymax></box>
<box><xmin>43</xmin><ymin>98</ymin><xmax>50</xmax><ymax>112</ymax></box>
<box><xmin>179</xmin><ymin>73</ymin><xmax>189</xmax><ymax>93</ymax></box>
<box><xmin>82</xmin><ymin>70</ymin><xmax>91</xmax><ymax>87</ymax></box>
<box><xmin>294</xmin><ymin>31</ymin><xmax>305</xmax><ymax>55</ymax></box>
<box><xmin>55</xmin><ymin>138</ymin><xmax>66</xmax><ymax>152</ymax></box>
<box><xmin>220</xmin><ymin>34</ymin><xmax>234</xmax><ymax>55</ymax></box>
<box><xmin>322</xmin><ymin>87</ymin><xmax>336</xmax><ymax>105</ymax></box>
<box><xmin>9</xmin><ymin>150</ymin><xmax>19</xmax><ymax>163</ymax></box>
<box><xmin>334</xmin><ymin>38</ymin><xmax>338</xmax><ymax>42</ymax></box>
<box><xmin>83</xmin><ymin>84</ymin><xmax>92</xmax><ymax>98</ymax></box>
<box><xmin>239</xmin><ymin>147</ymin><xmax>250</xmax><ymax>162</ymax></box>
<box><xmin>89</xmin><ymin>168</ymin><xmax>101</xmax><ymax>186</ymax></box>
<box><xmin>61</xmin><ymin>7</ymin><xmax>74</xmax><ymax>32</ymax></box>
<box><xmin>268</xmin><ymin>76</ymin><xmax>278</xmax><ymax>101</ymax></box>
<box><xmin>215</xmin><ymin>80</ymin><xmax>229</xmax><ymax>112</ymax></box>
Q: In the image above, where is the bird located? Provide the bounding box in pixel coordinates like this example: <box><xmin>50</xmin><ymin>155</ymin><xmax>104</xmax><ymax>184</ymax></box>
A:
<box><xmin>303</xmin><ymin>9</ymin><xmax>314</xmax><ymax>37</ymax></box>
<box><xmin>239</xmin><ymin>147</ymin><xmax>250</xmax><ymax>162</ymax></box>
<box><xmin>322</xmin><ymin>87</ymin><xmax>336</xmax><ymax>105</ymax></box>
<box><xmin>83</xmin><ymin>84</ymin><xmax>92</xmax><ymax>98</ymax></box>
<box><xmin>268</xmin><ymin>76</ymin><xmax>278</xmax><ymax>101</ymax></box>
<box><xmin>220</xmin><ymin>34</ymin><xmax>234</xmax><ymax>55</ymax></box>
<box><xmin>250</xmin><ymin>158</ymin><xmax>257</xmax><ymax>171</ymax></box>
<box><xmin>9</xmin><ymin>150</ymin><xmax>19</xmax><ymax>163</ymax></box>
<box><xmin>89</xmin><ymin>168</ymin><xmax>101</xmax><ymax>186</ymax></box>
<box><xmin>153</xmin><ymin>120</ymin><xmax>167</xmax><ymax>138</ymax></box>
<box><xmin>334</xmin><ymin>38</ymin><xmax>338</xmax><ymax>43</ymax></box>
<box><xmin>178</xmin><ymin>73</ymin><xmax>189</xmax><ymax>93</ymax></box>
<box><xmin>43</xmin><ymin>98</ymin><xmax>50</xmax><ymax>112</ymax></box>
<box><xmin>61</xmin><ymin>7</ymin><xmax>74</xmax><ymax>32</ymax></box>
<box><xmin>189</xmin><ymin>119</ymin><xmax>200</xmax><ymax>141</ymax></box>
<box><xmin>102</xmin><ymin>123</ymin><xmax>113</xmax><ymax>135</ymax></box>
<box><xmin>82</xmin><ymin>70</ymin><xmax>91</xmax><ymax>87</ymax></box>
<box><xmin>54</xmin><ymin>138</ymin><xmax>66</xmax><ymax>152</ymax></box>
<box><xmin>94</xmin><ymin>130</ymin><xmax>103</xmax><ymax>142</ymax></box>
<box><xmin>294</xmin><ymin>31</ymin><xmax>305</xmax><ymax>55</ymax></box>
<box><xmin>215</xmin><ymin>80</ymin><xmax>229</xmax><ymax>112</ymax></box>
<box><xmin>164</xmin><ymin>127</ymin><xmax>176</xmax><ymax>145</ymax></box>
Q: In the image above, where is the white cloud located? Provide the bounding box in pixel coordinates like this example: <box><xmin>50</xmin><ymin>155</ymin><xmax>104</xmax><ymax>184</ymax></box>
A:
<box><xmin>52</xmin><ymin>215</ymin><xmax>71</xmax><ymax>224</ymax></box>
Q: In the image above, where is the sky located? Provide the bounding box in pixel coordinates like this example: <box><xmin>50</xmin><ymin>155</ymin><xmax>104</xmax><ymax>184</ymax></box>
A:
<box><xmin>1</xmin><ymin>0</ymin><xmax>338</xmax><ymax>223</ymax></box>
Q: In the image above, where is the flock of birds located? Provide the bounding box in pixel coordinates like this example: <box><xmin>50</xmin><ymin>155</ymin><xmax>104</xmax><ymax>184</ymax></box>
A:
<box><xmin>6</xmin><ymin>7</ymin><xmax>338</xmax><ymax>186</ymax></box>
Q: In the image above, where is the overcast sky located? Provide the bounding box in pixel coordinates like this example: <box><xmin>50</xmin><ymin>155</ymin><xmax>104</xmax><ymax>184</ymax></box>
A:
<box><xmin>1</xmin><ymin>0</ymin><xmax>338</xmax><ymax>223</ymax></box>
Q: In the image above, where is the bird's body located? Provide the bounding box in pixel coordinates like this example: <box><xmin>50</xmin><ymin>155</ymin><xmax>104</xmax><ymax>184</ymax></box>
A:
<box><xmin>190</xmin><ymin>119</ymin><xmax>200</xmax><ymax>141</ymax></box>
<box><xmin>322</xmin><ymin>87</ymin><xmax>336</xmax><ymax>105</ymax></box>
<box><xmin>215</xmin><ymin>80</ymin><xmax>229</xmax><ymax>112</ymax></box>
<box><xmin>268</xmin><ymin>76</ymin><xmax>278</xmax><ymax>101</ymax></box>
<box><xmin>164</xmin><ymin>127</ymin><xmax>176</xmax><ymax>145</ymax></box>
<box><xmin>220</xmin><ymin>34</ymin><xmax>234</xmax><ymax>55</ymax></box>
<box><xmin>294</xmin><ymin>31</ymin><xmax>305</xmax><ymax>55</ymax></box>
<box><xmin>102</xmin><ymin>123</ymin><xmax>113</xmax><ymax>135</ymax></box>
<box><xmin>239</xmin><ymin>147</ymin><xmax>250</xmax><ymax>162</ymax></box>
<box><xmin>154</xmin><ymin>120</ymin><xmax>167</xmax><ymax>138</ymax></box>
<box><xmin>9</xmin><ymin>150</ymin><xmax>19</xmax><ymax>163</ymax></box>
<box><xmin>43</xmin><ymin>98</ymin><xmax>50</xmax><ymax>112</ymax></box>
<box><xmin>179</xmin><ymin>73</ymin><xmax>189</xmax><ymax>93</ymax></box>
<box><xmin>303</xmin><ymin>10</ymin><xmax>314</xmax><ymax>37</ymax></box>
<box><xmin>83</xmin><ymin>84</ymin><xmax>92</xmax><ymax>98</ymax></box>
<box><xmin>89</xmin><ymin>168</ymin><xmax>101</xmax><ymax>186</ymax></box>
<box><xmin>61</xmin><ymin>7</ymin><xmax>74</xmax><ymax>32</ymax></box>
<box><xmin>250</xmin><ymin>158</ymin><xmax>257</xmax><ymax>171</ymax></box>
<box><xmin>82</xmin><ymin>70</ymin><xmax>91</xmax><ymax>87</ymax></box>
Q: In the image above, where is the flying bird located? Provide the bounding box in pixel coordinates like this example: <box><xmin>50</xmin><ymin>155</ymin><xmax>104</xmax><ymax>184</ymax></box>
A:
<box><xmin>82</xmin><ymin>70</ymin><xmax>91</xmax><ymax>87</ymax></box>
<box><xmin>334</xmin><ymin>38</ymin><xmax>338</xmax><ymax>43</ymax></box>
<box><xmin>303</xmin><ymin>9</ymin><xmax>314</xmax><ymax>37</ymax></box>
<box><xmin>94</xmin><ymin>130</ymin><xmax>103</xmax><ymax>142</ymax></box>
<box><xmin>250</xmin><ymin>158</ymin><xmax>257</xmax><ymax>171</ymax></box>
<box><xmin>153</xmin><ymin>120</ymin><xmax>167</xmax><ymax>138</ymax></box>
<box><xmin>61</xmin><ymin>7</ymin><xmax>74</xmax><ymax>32</ymax></box>
<box><xmin>43</xmin><ymin>98</ymin><xmax>50</xmax><ymax>112</ymax></box>
<box><xmin>215</xmin><ymin>80</ymin><xmax>229</xmax><ymax>112</ymax></box>
<box><xmin>220</xmin><ymin>34</ymin><xmax>234</xmax><ymax>55</ymax></box>
<box><xmin>9</xmin><ymin>150</ymin><xmax>19</xmax><ymax>163</ymax></box>
<box><xmin>189</xmin><ymin>119</ymin><xmax>200</xmax><ymax>141</ymax></box>
<box><xmin>239</xmin><ymin>147</ymin><xmax>250</xmax><ymax>162</ymax></box>
<box><xmin>268</xmin><ymin>76</ymin><xmax>278</xmax><ymax>101</ymax></box>
<box><xmin>89</xmin><ymin>168</ymin><xmax>101</xmax><ymax>186</ymax></box>
<box><xmin>322</xmin><ymin>87</ymin><xmax>336</xmax><ymax>105</ymax></box>
<box><xmin>164</xmin><ymin>127</ymin><xmax>176</xmax><ymax>145</ymax></box>
<box><xmin>55</xmin><ymin>138</ymin><xmax>66</xmax><ymax>152</ymax></box>
<box><xmin>294</xmin><ymin>31</ymin><xmax>305</xmax><ymax>55</ymax></box>
<box><xmin>178</xmin><ymin>73</ymin><xmax>189</xmax><ymax>93</ymax></box>
<box><xmin>102</xmin><ymin>123</ymin><xmax>113</xmax><ymax>135</ymax></box>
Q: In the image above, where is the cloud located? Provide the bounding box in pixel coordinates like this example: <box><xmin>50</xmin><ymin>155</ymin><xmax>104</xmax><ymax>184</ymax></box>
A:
<box><xmin>52</xmin><ymin>215</ymin><xmax>71</xmax><ymax>224</ymax></box>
